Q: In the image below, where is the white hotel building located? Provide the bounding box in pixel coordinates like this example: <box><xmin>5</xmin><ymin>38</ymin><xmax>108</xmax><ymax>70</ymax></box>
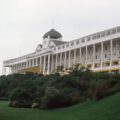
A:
<box><xmin>3</xmin><ymin>26</ymin><xmax>120</xmax><ymax>75</ymax></box>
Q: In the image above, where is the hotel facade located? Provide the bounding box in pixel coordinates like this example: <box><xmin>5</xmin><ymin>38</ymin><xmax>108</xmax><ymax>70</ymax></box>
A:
<box><xmin>3</xmin><ymin>26</ymin><xmax>120</xmax><ymax>75</ymax></box>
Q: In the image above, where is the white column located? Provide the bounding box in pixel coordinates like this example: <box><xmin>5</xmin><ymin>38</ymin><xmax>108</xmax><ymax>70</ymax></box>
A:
<box><xmin>11</xmin><ymin>66</ymin><xmax>13</xmax><ymax>73</ymax></box>
<box><xmin>101</xmin><ymin>42</ymin><xmax>103</xmax><ymax>69</ymax></box>
<box><xmin>30</xmin><ymin>59</ymin><xmax>32</xmax><ymax>67</ymax></box>
<box><xmin>9</xmin><ymin>67</ymin><xmax>12</xmax><ymax>74</ymax></box>
<box><xmin>47</xmin><ymin>55</ymin><xmax>50</xmax><ymax>74</ymax></box>
<box><xmin>68</xmin><ymin>50</ymin><xmax>71</xmax><ymax>69</ymax></box>
<box><xmin>30</xmin><ymin>60</ymin><xmax>31</xmax><ymax>67</ymax></box>
<box><xmin>27</xmin><ymin>61</ymin><xmax>28</xmax><ymax>68</ymax></box>
<box><xmin>92</xmin><ymin>44</ymin><xmax>95</xmax><ymax>69</ymax></box>
<box><xmin>29</xmin><ymin>60</ymin><xmax>31</xmax><ymax>67</ymax></box>
<box><xmin>21</xmin><ymin>63</ymin><xmax>23</xmax><ymax>69</ymax></box>
<box><xmin>79</xmin><ymin>48</ymin><xmax>81</xmax><ymax>64</ymax></box>
<box><xmin>18</xmin><ymin>64</ymin><xmax>19</xmax><ymax>71</ymax></box>
<box><xmin>19</xmin><ymin>64</ymin><xmax>21</xmax><ymax>70</ymax></box>
<box><xmin>74</xmin><ymin>49</ymin><xmax>76</xmax><ymax>65</ymax></box>
<box><xmin>26</xmin><ymin>60</ymin><xmax>29</xmax><ymax>68</ymax></box>
<box><xmin>40</xmin><ymin>56</ymin><xmax>42</xmax><ymax>73</ymax></box>
<box><xmin>85</xmin><ymin>46</ymin><xmax>88</xmax><ymax>67</ymax></box>
<box><xmin>16</xmin><ymin>64</ymin><xmax>19</xmax><ymax>73</ymax></box>
<box><xmin>43</xmin><ymin>55</ymin><xmax>46</xmax><ymax>74</ymax></box>
<box><xmin>32</xmin><ymin>59</ymin><xmax>34</xmax><ymax>67</ymax></box>
<box><xmin>14</xmin><ymin>65</ymin><xmax>16</xmax><ymax>72</ymax></box>
<box><xmin>56</xmin><ymin>54</ymin><xmax>58</xmax><ymax>69</ymax></box>
<box><xmin>34</xmin><ymin>58</ymin><xmax>36</xmax><ymax>66</ymax></box>
<box><xmin>2</xmin><ymin>67</ymin><xmax>6</xmax><ymax>75</ymax></box>
<box><xmin>64</xmin><ymin>51</ymin><xmax>67</xmax><ymax>70</ymax></box>
<box><xmin>15</xmin><ymin>65</ymin><xmax>17</xmax><ymax>72</ymax></box>
<box><xmin>60</xmin><ymin>53</ymin><xmax>62</xmax><ymax>66</ymax></box>
<box><xmin>51</xmin><ymin>55</ymin><xmax>54</xmax><ymax>73</ymax></box>
<box><xmin>36</xmin><ymin>58</ymin><xmax>38</xmax><ymax>66</ymax></box>
<box><xmin>110</xmin><ymin>40</ymin><xmax>113</xmax><ymax>67</ymax></box>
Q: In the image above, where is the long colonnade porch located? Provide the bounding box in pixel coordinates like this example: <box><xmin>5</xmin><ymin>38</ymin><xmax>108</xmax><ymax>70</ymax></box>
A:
<box><xmin>3</xmin><ymin>26</ymin><xmax>120</xmax><ymax>75</ymax></box>
<box><xmin>6</xmin><ymin>38</ymin><xmax>120</xmax><ymax>74</ymax></box>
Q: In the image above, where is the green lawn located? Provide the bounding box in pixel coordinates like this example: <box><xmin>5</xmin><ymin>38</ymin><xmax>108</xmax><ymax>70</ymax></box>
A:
<box><xmin>0</xmin><ymin>93</ymin><xmax>120</xmax><ymax>120</ymax></box>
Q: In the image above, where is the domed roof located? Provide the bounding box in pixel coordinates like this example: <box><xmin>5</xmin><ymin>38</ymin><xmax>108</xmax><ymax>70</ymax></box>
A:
<box><xmin>43</xmin><ymin>29</ymin><xmax>62</xmax><ymax>39</ymax></box>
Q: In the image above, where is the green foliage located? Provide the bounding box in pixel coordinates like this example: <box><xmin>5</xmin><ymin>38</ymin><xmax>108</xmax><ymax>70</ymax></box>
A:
<box><xmin>41</xmin><ymin>87</ymin><xmax>72</xmax><ymax>109</ymax></box>
<box><xmin>0</xmin><ymin>67</ymin><xmax>120</xmax><ymax>109</ymax></box>
<box><xmin>0</xmin><ymin>96</ymin><xmax>8</xmax><ymax>101</ymax></box>
<box><xmin>56</xmin><ymin>65</ymin><xmax>64</xmax><ymax>72</ymax></box>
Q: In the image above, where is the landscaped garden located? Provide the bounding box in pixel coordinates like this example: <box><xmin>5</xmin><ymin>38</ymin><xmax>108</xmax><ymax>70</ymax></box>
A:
<box><xmin>0</xmin><ymin>66</ymin><xmax>120</xmax><ymax>120</ymax></box>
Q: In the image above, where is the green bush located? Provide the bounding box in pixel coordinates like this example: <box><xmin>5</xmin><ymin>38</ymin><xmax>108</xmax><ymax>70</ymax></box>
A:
<box><xmin>41</xmin><ymin>87</ymin><xmax>72</xmax><ymax>109</ymax></box>
<box><xmin>0</xmin><ymin>68</ymin><xmax>120</xmax><ymax>109</ymax></box>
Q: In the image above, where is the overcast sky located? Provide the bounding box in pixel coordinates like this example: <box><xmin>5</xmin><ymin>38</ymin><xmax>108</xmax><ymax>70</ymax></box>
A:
<box><xmin>0</xmin><ymin>0</ymin><xmax>120</xmax><ymax>75</ymax></box>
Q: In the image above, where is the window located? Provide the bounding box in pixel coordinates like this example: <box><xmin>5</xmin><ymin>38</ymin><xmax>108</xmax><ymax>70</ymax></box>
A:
<box><xmin>105</xmin><ymin>46</ymin><xmax>107</xmax><ymax>50</ymax></box>
<box><xmin>87</xmin><ymin>36</ymin><xmax>91</xmax><ymax>41</ymax></box>
<box><xmin>34</xmin><ymin>59</ymin><xmax>36</xmax><ymax>65</ymax></box>
<box><xmin>71</xmin><ymin>42</ymin><xmax>74</xmax><ymax>46</ymax></box>
<box><xmin>76</xmin><ymin>40</ymin><xmax>79</xmax><ymax>44</ymax></box>
<box><xmin>101</xmin><ymin>32</ymin><xmax>105</xmax><ymax>37</ymax></box>
<box><xmin>89</xmin><ymin>50</ymin><xmax>91</xmax><ymax>54</ymax></box>
<box><xmin>58</xmin><ymin>46</ymin><xmax>61</xmax><ymax>50</ymax></box>
<box><xmin>96</xmin><ymin>33</ymin><xmax>100</xmax><ymax>39</ymax></box>
<box><xmin>111</xmin><ymin>29</ymin><xmax>116</xmax><ymax>34</ymax></box>
<box><xmin>92</xmin><ymin>35</ymin><xmax>96</xmax><ymax>40</ymax></box>
<box><xmin>81</xmin><ymin>38</ymin><xmax>85</xmax><ymax>43</ymax></box>
<box><xmin>82</xmin><ymin>52</ymin><xmax>84</xmax><ymax>55</ymax></box>
<box><xmin>66</xmin><ymin>44</ymin><xmax>69</xmax><ymax>47</ymax></box>
<box><xmin>62</xmin><ymin>45</ymin><xmax>65</xmax><ymax>48</ymax></box>
<box><xmin>105</xmin><ymin>54</ymin><xmax>107</xmax><ymax>58</ymax></box>
<box><xmin>96</xmin><ymin>56</ymin><xmax>97</xmax><ymax>59</ymax></box>
<box><xmin>96</xmin><ymin>49</ymin><xmax>97</xmax><ymax>52</ymax></box>
<box><xmin>113</xmin><ymin>43</ymin><xmax>116</xmax><ymax>47</ymax></box>
<box><xmin>44</xmin><ymin>41</ymin><xmax>46</xmax><ymax>44</ymax></box>
<box><xmin>106</xmin><ymin>30</ymin><xmax>111</xmax><ymax>36</ymax></box>
<box><xmin>117</xmin><ymin>27</ymin><xmax>120</xmax><ymax>32</ymax></box>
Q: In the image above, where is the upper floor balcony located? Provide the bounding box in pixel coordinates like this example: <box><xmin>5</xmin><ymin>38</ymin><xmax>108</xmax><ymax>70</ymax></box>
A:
<box><xmin>54</xmin><ymin>26</ymin><xmax>120</xmax><ymax>53</ymax></box>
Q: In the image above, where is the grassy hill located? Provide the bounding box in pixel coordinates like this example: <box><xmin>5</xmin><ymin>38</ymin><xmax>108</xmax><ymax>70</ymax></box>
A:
<box><xmin>0</xmin><ymin>92</ymin><xmax>120</xmax><ymax>120</ymax></box>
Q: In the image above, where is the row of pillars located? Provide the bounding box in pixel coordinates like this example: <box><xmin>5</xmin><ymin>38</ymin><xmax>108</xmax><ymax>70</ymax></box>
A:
<box><xmin>10</xmin><ymin>39</ymin><xmax>115</xmax><ymax>74</ymax></box>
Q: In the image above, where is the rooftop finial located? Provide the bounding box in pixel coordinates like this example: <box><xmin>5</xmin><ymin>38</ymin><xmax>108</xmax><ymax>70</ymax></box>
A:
<box><xmin>52</xmin><ymin>17</ymin><xmax>54</xmax><ymax>29</ymax></box>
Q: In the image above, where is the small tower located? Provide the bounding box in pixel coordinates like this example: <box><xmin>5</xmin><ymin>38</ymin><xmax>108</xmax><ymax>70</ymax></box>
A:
<box><xmin>42</xmin><ymin>29</ymin><xmax>62</xmax><ymax>48</ymax></box>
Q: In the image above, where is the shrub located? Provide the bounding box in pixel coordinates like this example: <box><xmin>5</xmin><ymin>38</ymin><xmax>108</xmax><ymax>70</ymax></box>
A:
<box><xmin>10</xmin><ymin>87</ymin><xmax>34</xmax><ymax>108</ymax></box>
<box><xmin>41</xmin><ymin>87</ymin><xmax>72</xmax><ymax>109</ymax></box>
<box><xmin>0</xmin><ymin>66</ymin><xmax>120</xmax><ymax>109</ymax></box>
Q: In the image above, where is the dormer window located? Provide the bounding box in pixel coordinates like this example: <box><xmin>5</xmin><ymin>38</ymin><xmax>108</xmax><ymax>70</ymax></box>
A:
<box><xmin>36</xmin><ymin>44</ymin><xmax>42</xmax><ymax>52</ymax></box>
<box><xmin>96</xmin><ymin>33</ymin><xmax>100</xmax><ymax>38</ymax></box>
<box><xmin>76</xmin><ymin>40</ymin><xmax>79</xmax><ymax>44</ymax></box>
<box><xmin>58</xmin><ymin>46</ymin><xmax>61</xmax><ymax>50</ymax></box>
<box><xmin>101</xmin><ymin>32</ymin><xmax>105</xmax><ymax>37</ymax></box>
<box><xmin>62</xmin><ymin>45</ymin><xmax>65</xmax><ymax>48</ymax></box>
<box><xmin>111</xmin><ymin>29</ymin><xmax>116</xmax><ymax>34</ymax></box>
<box><xmin>92</xmin><ymin>35</ymin><xmax>96</xmax><ymax>40</ymax></box>
<box><xmin>81</xmin><ymin>38</ymin><xmax>85</xmax><ymax>43</ymax></box>
<box><xmin>44</xmin><ymin>41</ymin><xmax>46</xmax><ymax>44</ymax></box>
<box><xmin>66</xmin><ymin>44</ymin><xmax>69</xmax><ymax>47</ymax></box>
<box><xmin>117</xmin><ymin>27</ymin><xmax>120</xmax><ymax>32</ymax></box>
<box><xmin>87</xmin><ymin>36</ymin><xmax>91</xmax><ymax>41</ymax></box>
<box><xmin>71</xmin><ymin>42</ymin><xmax>74</xmax><ymax>46</ymax></box>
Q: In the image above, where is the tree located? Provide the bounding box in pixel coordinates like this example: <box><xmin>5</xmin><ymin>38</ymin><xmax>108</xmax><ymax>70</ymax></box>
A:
<box><xmin>56</xmin><ymin>65</ymin><xmax>64</xmax><ymax>73</ymax></box>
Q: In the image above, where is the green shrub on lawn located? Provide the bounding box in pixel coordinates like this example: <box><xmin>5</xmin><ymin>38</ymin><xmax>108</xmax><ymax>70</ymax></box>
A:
<box><xmin>0</xmin><ymin>68</ymin><xmax>120</xmax><ymax>109</ymax></box>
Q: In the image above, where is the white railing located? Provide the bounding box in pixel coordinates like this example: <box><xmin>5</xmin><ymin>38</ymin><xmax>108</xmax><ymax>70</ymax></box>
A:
<box><xmin>54</xmin><ymin>26</ymin><xmax>120</xmax><ymax>53</ymax></box>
